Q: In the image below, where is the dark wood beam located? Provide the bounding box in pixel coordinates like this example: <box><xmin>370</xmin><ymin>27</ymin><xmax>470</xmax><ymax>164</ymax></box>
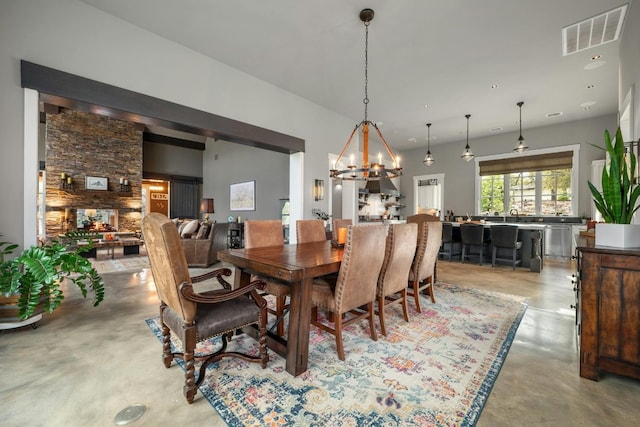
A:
<box><xmin>21</xmin><ymin>60</ymin><xmax>305</xmax><ymax>155</ymax></box>
<box><xmin>143</xmin><ymin>132</ymin><xmax>206</xmax><ymax>151</ymax></box>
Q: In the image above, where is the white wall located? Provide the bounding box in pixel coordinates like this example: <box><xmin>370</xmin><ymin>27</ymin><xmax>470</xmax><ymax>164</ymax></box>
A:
<box><xmin>0</xmin><ymin>0</ymin><xmax>354</xmax><ymax>248</ymax></box>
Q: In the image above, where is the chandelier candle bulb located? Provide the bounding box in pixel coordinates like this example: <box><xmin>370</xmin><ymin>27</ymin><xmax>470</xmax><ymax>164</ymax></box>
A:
<box><xmin>119</xmin><ymin>178</ymin><xmax>124</xmax><ymax>184</ymax></box>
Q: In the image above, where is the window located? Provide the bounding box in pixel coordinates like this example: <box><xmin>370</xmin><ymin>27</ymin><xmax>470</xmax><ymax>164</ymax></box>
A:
<box><xmin>540</xmin><ymin>169</ymin><xmax>572</xmax><ymax>215</ymax></box>
<box><xmin>480</xmin><ymin>175</ymin><xmax>504</xmax><ymax>214</ymax></box>
<box><xmin>477</xmin><ymin>146</ymin><xmax>578</xmax><ymax>216</ymax></box>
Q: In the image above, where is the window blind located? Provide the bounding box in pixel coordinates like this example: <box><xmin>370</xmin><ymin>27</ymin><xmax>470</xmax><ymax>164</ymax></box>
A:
<box><xmin>479</xmin><ymin>151</ymin><xmax>573</xmax><ymax>176</ymax></box>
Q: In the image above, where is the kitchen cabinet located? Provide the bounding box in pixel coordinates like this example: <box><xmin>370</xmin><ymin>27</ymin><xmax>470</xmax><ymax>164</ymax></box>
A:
<box><xmin>576</xmin><ymin>246</ymin><xmax>640</xmax><ymax>381</ymax></box>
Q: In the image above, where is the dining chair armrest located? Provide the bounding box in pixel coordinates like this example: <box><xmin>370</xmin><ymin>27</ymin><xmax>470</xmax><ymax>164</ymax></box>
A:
<box><xmin>191</xmin><ymin>267</ymin><xmax>233</xmax><ymax>290</ymax></box>
<box><xmin>179</xmin><ymin>280</ymin><xmax>267</xmax><ymax>309</ymax></box>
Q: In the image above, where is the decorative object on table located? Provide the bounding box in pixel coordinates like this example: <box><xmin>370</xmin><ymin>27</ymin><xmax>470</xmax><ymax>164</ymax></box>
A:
<box><xmin>146</xmin><ymin>282</ymin><xmax>528</xmax><ymax>425</ymax></box>
<box><xmin>460</xmin><ymin>114</ymin><xmax>474</xmax><ymax>161</ymax></box>
<box><xmin>329</xmin><ymin>9</ymin><xmax>402</xmax><ymax>183</ymax></box>
<box><xmin>230</xmin><ymin>180</ymin><xmax>255</xmax><ymax>211</ymax></box>
<box><xmin>200</xmin><ymin>198</ymin><xmax>215</xmax><ymax>221</ymax></box>
<box><xmin>588</xmin><ymin>128</ymin><xmax>640</xmax><ymax>248</ymax></box>
<box><xmin>0</xmin><ymin>234</ymin><xmax>105</xmax><ymax>325</ymax></box>
<box><xmin>422</xmin><ymin>123</ymin><xmax>434</xmax><ymax>166</ymax></box>
<box><xmin>513</xmin><ymin>101</ymin><xmax>529</xmax><ymax>153</ymax></box>
<box><xmin>313</xmin><ymin>179</ymin><xmax>324</xmax><ymax>201</ymax></box>
<box><xmin>85</xmin><ymin>176</ymin><xmax>108</xmax><ymax>190</ymax></box>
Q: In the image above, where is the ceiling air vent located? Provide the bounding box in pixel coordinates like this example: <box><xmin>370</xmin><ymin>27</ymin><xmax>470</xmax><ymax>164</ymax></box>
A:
<box><xmin>562</xmin><ymin>4</ymin><xmax>627</xmax><ymax>56</ymax></box>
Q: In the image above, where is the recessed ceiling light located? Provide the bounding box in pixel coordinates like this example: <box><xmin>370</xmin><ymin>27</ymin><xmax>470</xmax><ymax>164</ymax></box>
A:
<box><xmin>424</xmin><ymin>104</ymin><xmax>429</xmax><ymax>109</ymax></box>
<box><xmin>546</xmin><ymin>112</ymin><xmax>563</xmax><ymax>118</ymax></box>
<box><xmin>586</xmin><ymin>84</ymin><xmax>596</xmax><ymax>89</ymax></box>
<box><xmin>490</xmin><ymin>84</ymin><xmax>499</xmax><ymax>89</ymax></box>
<box><xmin>591</xmin><ymin>55</ymin><xmax>601</xmax><ymax>60</ymax></box>
<box><xmin>490</xmin><ymin>127</ymin><xmax>503</xmax><ymax>132</ymax></box>
<box><xmin>583</xmin><ymin>106</ymin><xmax>592</xmax><ymax>110</ymax></box>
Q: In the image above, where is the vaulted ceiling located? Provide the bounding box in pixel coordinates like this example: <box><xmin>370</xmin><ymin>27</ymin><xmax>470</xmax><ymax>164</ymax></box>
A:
<box><xmin>79</xmin><ymin>0</ymin><xmax>628</xmax><ymax>149</ymax></box>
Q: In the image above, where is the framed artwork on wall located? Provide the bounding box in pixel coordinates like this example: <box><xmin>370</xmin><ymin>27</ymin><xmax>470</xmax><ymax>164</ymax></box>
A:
<box><xmin>85</xmin><ymin>176</ymin><xmax>108</xmax><ymax>190</ymax></box>
<box><xmin>230</xmin><ymin>180</ymin><xmax>256</xmax><ymax>211</ymax></box>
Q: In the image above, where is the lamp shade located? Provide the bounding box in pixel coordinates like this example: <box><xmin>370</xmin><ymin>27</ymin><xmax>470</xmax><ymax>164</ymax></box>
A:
<box><xmin>200</xmin><ymin>198</ymin><xmax>215</xmax><ymax>214</ymax></box>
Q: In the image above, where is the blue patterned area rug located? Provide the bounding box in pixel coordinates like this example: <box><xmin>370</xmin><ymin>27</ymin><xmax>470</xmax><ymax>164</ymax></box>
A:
<box><xmin>145</xmin><ymin>283</ymin><xmax>528</xmax><ymax>426</ymax></box>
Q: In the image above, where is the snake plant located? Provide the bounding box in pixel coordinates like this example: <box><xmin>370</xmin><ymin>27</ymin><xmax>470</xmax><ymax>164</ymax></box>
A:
<box><xmin>588</xmin><ymin>128</ymin><xmax>640</xmax><ymax>224</ymax></box>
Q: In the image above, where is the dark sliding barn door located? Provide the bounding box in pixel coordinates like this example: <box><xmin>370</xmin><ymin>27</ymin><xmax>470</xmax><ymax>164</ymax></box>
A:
<box><xmin>170</xmin><ymin>180</ymin><xmax>199</xmax><ymax>219</ymax></box>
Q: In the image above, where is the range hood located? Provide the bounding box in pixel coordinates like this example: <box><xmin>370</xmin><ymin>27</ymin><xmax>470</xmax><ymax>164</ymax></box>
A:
<box><xmin>364</xmin><ymin>177</ymin><xmax>399</xmax><ymax>196</ymax></box>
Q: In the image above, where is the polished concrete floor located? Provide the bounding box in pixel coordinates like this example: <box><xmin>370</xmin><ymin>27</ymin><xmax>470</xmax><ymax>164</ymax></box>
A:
<box><xmin>1</xmin><ymin>256</ymin><xmax>639</xmax><ymax>426</ymax></box>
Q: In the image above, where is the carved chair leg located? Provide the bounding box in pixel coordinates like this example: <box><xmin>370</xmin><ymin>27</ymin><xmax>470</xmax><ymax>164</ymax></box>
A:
<box><xmin>377</xmin><ymin>296</ymin><xmax>387</xmax><ymax>336</ymax></box>
<box><xmin>259</xmin><ymin>315</ymin><xmax>268</xmax><ymax>369</ymax></box>
<box><xmin>412</xmin><ymin>280</ymin><xmax>422</xmax><ymax>313</ymax></box>
<box><xmin>400</xmin><ymin>289</ymin><xmax>410</xmax><ymax>323</ymax></box>
<box><xmin>160</xmin><ymin>305</ymin><xmax>173</xmax><ymax>368</ymax></box>
<box><xmin>335</xmin><ymin>315</ymin><xmax>345</xmax><ymax>361</ymax></box>
<box><xmin>367</xmin><ymin>302</ymin><xmax>378</xmax><ymax>341</ymax></box>
<box><xmin>183</xmin><ymin>350</ymin><xmax>197</xmax><ymax>404</ymax></box>
<box><xmin>182</xmin><ymin>326</ymin><xmax>197</xmax><ymax>404</ymax></box>
<box><xmin>162</xmin><ymin>323</ymin><xmax>173</xmax><ymax>368</ymax></box>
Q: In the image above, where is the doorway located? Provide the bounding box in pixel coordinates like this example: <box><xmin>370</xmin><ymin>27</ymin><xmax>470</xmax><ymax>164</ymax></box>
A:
<box><xmin>413</xmin><ymin>173</ymin><xmax>445</xmax><ymax>218</ymax></box>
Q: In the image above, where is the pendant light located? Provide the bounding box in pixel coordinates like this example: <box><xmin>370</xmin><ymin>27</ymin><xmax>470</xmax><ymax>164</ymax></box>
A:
<box><xmin>423</xmin><ymin>123</ymin><xmax>434</xmax><ymax>166</ymax></box>
<box><xmin>513</xmin><ymin>101</ymin><xmax>529</xmax><ymax>153</ymax></box>
<box><xmin>460</xmin><ymin>114</ymin><xmax>474</xmax><ymax>161</ymax></box>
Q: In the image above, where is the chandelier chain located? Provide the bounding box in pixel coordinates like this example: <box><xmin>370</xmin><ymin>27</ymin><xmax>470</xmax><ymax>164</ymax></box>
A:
<box><xmin>363</xmin><ymin>20</ymin><xmax>370</xmax><ymax>121</ymax></box>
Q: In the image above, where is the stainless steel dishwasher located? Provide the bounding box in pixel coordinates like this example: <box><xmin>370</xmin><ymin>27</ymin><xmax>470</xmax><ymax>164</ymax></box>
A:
<box><xmin>544</xmin><ymin>223</ymin><xmax>572</xmax><ymax>258</ymax></box>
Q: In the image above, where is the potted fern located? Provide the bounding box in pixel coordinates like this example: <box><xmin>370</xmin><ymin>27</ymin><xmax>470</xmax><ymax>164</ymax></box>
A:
<box><xmin>588</xmin><ymin>127</ymin><xmax>640</xmax><ymax>248</ymax></box>
<box><xmin>0</xmin><ymin>235</ymin><xmax>105</xmax><ymax>327</ymax></box>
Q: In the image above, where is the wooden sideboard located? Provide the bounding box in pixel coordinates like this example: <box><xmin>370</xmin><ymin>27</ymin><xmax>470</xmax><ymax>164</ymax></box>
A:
<box><xmin>576</xmin><ymin>246</ymin><xmax>640</xmax><ymax>381</ymax></box>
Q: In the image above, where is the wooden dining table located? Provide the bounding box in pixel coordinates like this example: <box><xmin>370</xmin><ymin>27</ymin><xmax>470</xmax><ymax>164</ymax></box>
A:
<box><xmin>218</xmin><ymin>240</ymin><xmax>344</xmax><ymax>376</ymax></box>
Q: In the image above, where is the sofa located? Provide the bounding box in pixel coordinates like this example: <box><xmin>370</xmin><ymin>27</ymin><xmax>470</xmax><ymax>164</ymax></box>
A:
<box><xmin>175</xmin><ymin>219</ymin><xmax>229</xmax><ymax>267</ymax></box>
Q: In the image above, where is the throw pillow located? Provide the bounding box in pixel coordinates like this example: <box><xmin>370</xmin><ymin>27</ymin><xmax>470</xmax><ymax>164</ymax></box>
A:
<box><xmin>195</xmin><ymin>223</ymin><xmax>210</xmax><ymax>239</ymax></box>
<box><xmin>181</xmin><ymin>219</ymin><xmax>199</xmax><ymax>238</ymax></box>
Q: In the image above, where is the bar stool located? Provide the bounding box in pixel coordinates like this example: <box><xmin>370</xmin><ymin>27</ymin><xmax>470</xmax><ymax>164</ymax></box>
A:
<box><xmin>460</xmin><ymin>223</ymin><xmax>489</xmax><ymax>265</ymax></box>
<box><xmin>490</xmin><ymin>225</ymin><xmax>523</xmax><ymax>270</ymax></box>
<box><xmin>439</xmin><ymin>222</ymin><xmax>461</xmax><ymax>261</ymax></box>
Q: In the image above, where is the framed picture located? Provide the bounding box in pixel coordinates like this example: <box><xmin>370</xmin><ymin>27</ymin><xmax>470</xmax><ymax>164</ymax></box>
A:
<box><xmin>85</xmin><ymin>176</ymin><xmax>108</xmax><ymax>191</ymax></box>
<box><xmin>230</xmin><ymin>180</ymin><xmax>255</xmax><ymax>211</ymax></box>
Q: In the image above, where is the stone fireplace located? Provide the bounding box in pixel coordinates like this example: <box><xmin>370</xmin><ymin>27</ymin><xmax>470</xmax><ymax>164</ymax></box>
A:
<box><xmin>44</xmin><ymin>109</ymin><xmax>143</xmax><ymax>236</ymax></box>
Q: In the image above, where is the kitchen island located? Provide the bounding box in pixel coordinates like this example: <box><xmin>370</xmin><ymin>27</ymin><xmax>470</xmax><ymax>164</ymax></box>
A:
<box><xmin>449</xmin><ymin>221</ymin><xmax>545</xmax><ymax>272</ymax></box>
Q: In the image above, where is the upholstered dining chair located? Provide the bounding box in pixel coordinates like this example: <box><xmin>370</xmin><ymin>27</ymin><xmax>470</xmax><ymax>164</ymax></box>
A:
<box><xmin>332</xmin><ymin>218</ymin><xmax>353</xmax><ymax>242</ymax></box>
<box><xmin>460</xmin><ymin>223</ymin><xmax>490</xmax><ymax>265</ymax></box>
<box><xmin>376</xmin><ymin>222</ymin><xmax>418</xmax><ymax>336</ymax></box>
<box><xmin>296</xmin><ymin>219</ymin><xmax>327</xmax><ymax>243</ymax></box>
<box><xmin>244</xmin><ymin>219</ymin><xmax>290</xmax><ymax>337</ymax></box>
<box><xmin>490</xmin><ymin>225</ymin><xmax>523</xmax><ymax>270</ymax></box>
<box><xmin>142</xmin><ymin>213</ymin><xmax>268</xmax><ymax>404</ymax></box>
<box><xmin>407</xmin><ymin>214</ymin><xmax>443</xmax><ymax>312</ymax></box>
<box><xmin>311</xmin><ymin>224</ymin><xmax>386</xmax><ymax>360</ymax></box>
